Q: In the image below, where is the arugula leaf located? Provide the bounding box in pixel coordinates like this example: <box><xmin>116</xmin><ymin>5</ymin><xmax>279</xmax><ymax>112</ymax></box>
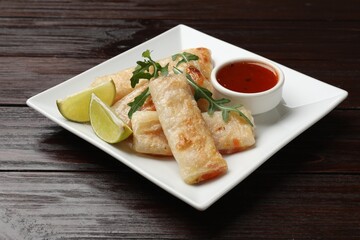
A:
<box><xmin>127</xmin><ymin>87</ymin><xmax>150</xmax><ymax>119</ymax></box>
<box><xmin>172</xmin><ymin>52</ymin><xmax>199</xmax><ymax>67</ymax></box>
<box><xmin>130</xmin><ymin>50</ymin><xmax>169</xmax><ymax>88</ymax></box>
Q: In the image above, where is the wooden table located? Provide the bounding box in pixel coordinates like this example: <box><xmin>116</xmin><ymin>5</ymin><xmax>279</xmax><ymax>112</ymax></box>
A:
<box><xmin>1</xmin><ymin>0</ymin><xmax>359</xmax><ymax>239</ymax></box>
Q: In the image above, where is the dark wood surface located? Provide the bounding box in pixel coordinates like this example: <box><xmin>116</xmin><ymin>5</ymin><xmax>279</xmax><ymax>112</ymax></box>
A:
<box><xmin>1</xmin><ymin>0</ymin><xmax>359</xmax><ymax>239</ymax></box>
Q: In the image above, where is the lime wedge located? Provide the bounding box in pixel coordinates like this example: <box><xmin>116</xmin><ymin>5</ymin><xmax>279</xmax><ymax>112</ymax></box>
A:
<box><xmin>56</xmin><ymin>80</ymin><xmax>116</xmax><ymax>122</ymax></box>
<box><xmin>90</xmin><ymin>93</ymin><xmax>132</xmax><ymax>143</ymax></box>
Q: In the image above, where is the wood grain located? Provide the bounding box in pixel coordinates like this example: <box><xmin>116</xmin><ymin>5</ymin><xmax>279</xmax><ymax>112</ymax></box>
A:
<box><xmin>1</xmin><ymin>0</ymin><xmax>359</xmax><ymax>20</ymax></box>
<box><xmin>0</xmin><ymin>172</ymin><xmax>359</xmax><ymax>239</ymax></box>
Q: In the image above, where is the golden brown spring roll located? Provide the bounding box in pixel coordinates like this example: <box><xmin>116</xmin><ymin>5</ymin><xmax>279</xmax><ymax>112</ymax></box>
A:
<box><xmin>131</xmin><ymin>110</ymin><xmax>255</xmax><ymax>156</ymax></box>
<box><xmin>181</xmin><ymin>47</ymin><xmax>213</xmax><ymax>80</ymax></box>
<box><xmin>91</xmin><ymin>48</ymin><xmax>213</xmax><ymax>103</ymax></box>
<box><xmin>131</xmin><ymin>111</ymin><xmax>172</xmax><ymax>156</ymax></box>
<box><xmin>149</xmin><ymin>73</ymin><xmax>227</xmax><ymax>184</ymax></box>
<box><xmin>202</xmin><ymin>110</ymin><xmax>255</xmax><ymax>154</ymax></box>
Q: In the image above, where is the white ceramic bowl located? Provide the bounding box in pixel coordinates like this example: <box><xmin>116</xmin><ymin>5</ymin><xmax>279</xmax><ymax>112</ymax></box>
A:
<box><xmin>210</xmin><ymin>58</ymin><xmax>285</xmax><ymax>115</ymax></box>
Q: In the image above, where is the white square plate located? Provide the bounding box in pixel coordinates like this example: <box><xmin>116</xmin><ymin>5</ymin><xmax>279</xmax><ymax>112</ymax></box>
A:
<box><xmin>27</xmin><ymin>24</ymin><xmax>348</xmax><ymax>210</ymax></box>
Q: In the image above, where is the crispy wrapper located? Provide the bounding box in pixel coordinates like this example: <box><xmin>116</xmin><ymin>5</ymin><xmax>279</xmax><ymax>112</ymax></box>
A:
<box><xmin>149</xmin><ymin>73</ymin><xmax>227</xmax><ymax>184</ymax></box>
<box><xmin>131</xmin><ymin>111</ymin><xmax>172</xmax><ymax>156</ymax></box>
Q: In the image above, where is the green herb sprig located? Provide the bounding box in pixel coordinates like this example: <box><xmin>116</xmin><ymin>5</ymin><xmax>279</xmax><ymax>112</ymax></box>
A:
<box><xmin>130</xmin><ymin>50</ymin><xmax>168</xmax><ymax>88</ymax></box>
<box><xmin>128</xmin><ymin>50</ymin><xmax>168</xmax><ymax>118</ymax></box>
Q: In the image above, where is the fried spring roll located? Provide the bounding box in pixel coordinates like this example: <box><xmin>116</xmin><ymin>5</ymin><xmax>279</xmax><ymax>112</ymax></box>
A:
<box><xmin>149</xmin><ymin>73</ymin><xmax>227</xmax><ymax>184</ymax></box>
<box><xmin>131</xmin><ymin>111</ymin><xmax>172</xmax><ymax>156</ymax></box>
<box><xmin>202</xmin><ymin>110</ymin><xmax>255</xmax><ymax>154</ymax></box>
<box><xmin>131</xmin><ymin>110</ymin><xmax>255</xmax><ymax>156</ymax></box>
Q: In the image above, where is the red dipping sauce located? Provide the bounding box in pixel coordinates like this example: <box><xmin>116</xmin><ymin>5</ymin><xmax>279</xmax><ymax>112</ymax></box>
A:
<box><xmin>216</xmin><ymin>61</ymin><xmax>278</xmax><ymax>93</ymax></box>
